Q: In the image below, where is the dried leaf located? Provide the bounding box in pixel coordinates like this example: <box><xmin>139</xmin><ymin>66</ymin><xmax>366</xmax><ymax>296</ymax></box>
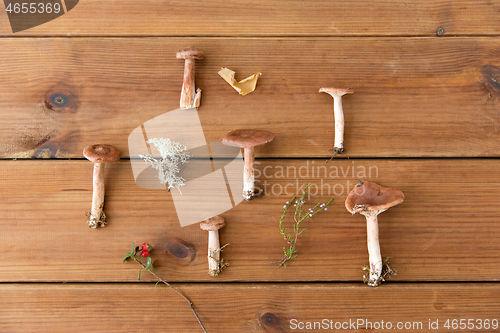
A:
<box><xmin>218</xmin><ymin>67</ymin><xmax>262</xmax><ymax>96</ymax></box>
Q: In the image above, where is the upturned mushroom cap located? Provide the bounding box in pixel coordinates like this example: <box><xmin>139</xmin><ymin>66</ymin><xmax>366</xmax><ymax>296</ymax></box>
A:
<box><xmin>319</xmin><ymin>87</ymin><xmax>354</xmax><ymax>96</ymax></box>
<box><xmin>83</xmin><ymin>144</ymin><xmax>121</xmax><ymax>163</ymax></box>
<box><xmin>200</xmin><ymin>215</ymin><xmax>225</xmax><ymax>231</ymax></box>
<box><xmin>222</xmin><ymin>129</ymin><xmax>275</xmax><ymax>148</ymax></box>
<box><xmin>176</xmin><ymin>47</ymin><xmax>204</xmax><ymax>60</ymax></box>
<box><xmin>345</xmin><ymin>181</ymin><xmax>404</xmax><ymax>215</ymax></box>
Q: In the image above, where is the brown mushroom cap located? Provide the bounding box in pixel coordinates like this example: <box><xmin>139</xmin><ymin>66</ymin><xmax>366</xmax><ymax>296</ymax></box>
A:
<box><xmin>83</xmin><ymin>144</ymin><xmax>121</xmax><ymax>163</ymax></box>
<box><xmin>345</xmin><ymin>181</ymin><xmax>404</xmax><ymax>215</ymax></box>
<box><xmin>222</xmin><ymin>129</ymin><xmax>275</xmax><ymax>148</ymax></box>
<box><xmin>200</xmin><ymin>215</ymin><xmax>225</xmax><ymax>231</ymax></box>
<box><xmin>319</xmin><ymin>87</ymin><xmax>354</xmax><ymax>95</ymax></box>
<box><xmin>176</xmin><ymin>47</ymin><xmax>204</xmax><ymax>60</ymax></box>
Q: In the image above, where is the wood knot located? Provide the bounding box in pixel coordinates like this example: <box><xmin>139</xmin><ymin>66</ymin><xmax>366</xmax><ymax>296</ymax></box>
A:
<box><xmin>260</xmin><ymin>312</ymin><xmax>280</xmax><ymax>328</ymax></box>
<box><xmin>43</xmin><ymin>86</ymin><xmax>79</xmax><ymax>113</ymax></box>
<box><xmin>32</xmin><ymin>139</ymin><xmax>60</xmax><ymax>158</ymax></box>
<box><xmin>482</xmin><ymin>65</ymin><xmax>500</xmax><ymax>92</ymax></box>
<box><xmin>46</xmin><ymin>93</ymin><xmax>69</xmax><ymax>109</ymax></box>
<box><xmin>165</xmin><ymin>238</ymin><xmax>196</xmax><ymax>264</ymax></box>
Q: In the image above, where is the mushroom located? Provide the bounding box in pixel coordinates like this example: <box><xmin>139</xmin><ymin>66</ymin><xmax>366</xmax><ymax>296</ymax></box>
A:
<box><xmin>345</xmin><ymin>181</ymin><xmax>404</xmax><ymax>286</ymax></box>
<box><xmin>200</xmin><ymin>216</ymin><xmax>226</xmax><ymax>276</ymax></box>
<box><xmin>319</xmin><ymin>87</ymin><xmax>354</xmax><ymax>155</ymax></box>
<box><xmin>222</xmin><ymin>129</ymin><xmax>275</xmax><ymax>200</ymax></box>
<box><xmin>83</xmin><ymin>144</ymin><xmax>121</xmax><ymax>228</ymax></box>
<box><xmin>176</xmin><ymin>47</ymin><xmax>204</xmax><ymax>109</ymax></box>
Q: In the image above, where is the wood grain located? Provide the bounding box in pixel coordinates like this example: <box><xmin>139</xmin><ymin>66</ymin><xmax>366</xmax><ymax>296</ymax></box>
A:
<box><xmin>1</xmin><ymin>1</ymin><xmax>497</xmax><ymax>331</ymax></box>
<box><xmin>1</xmin><ymin>283</ymin><xmax>499</xmax><ymax>332</ymax></box>
<box><xmin>0</xmin><ymin>37</ymin><xmax>500</xmax><ymax>158</ymax></box>
<box><xmin>1</xmin><ymin>0</ymin><xmax>500</xmax><ymax>37</ymax></box>
<box><xmin>1</xmin><ymin>159</ymin><xmax>499</xmax><ymax>282</ymax></box>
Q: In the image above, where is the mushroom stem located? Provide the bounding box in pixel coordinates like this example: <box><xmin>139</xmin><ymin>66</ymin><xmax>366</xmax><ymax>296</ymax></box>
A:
<box><xmin>319</xmin><ymin>88</ymin><xmax>353</xmax><ymax>155</ymax></box>
<box><xmin>200</xmin><ymin>215</ymin><xmax>225</xmax><ymax>276</ymax></box>
<box><xmin>332</xmin><ymin>95</ymin><xmax>345</xmax><ymax>153</ymax></box>
<box><xmin>180</xmin><ymin>58</ymin><xmax>197</xmax><ymax>109</ymax></box>
<box><xmin>83</xmin><ymin>144</ymin><xmax>120</xmax><ymax>228</ymax></box>
<box><xmin>365</xmin><ymin>213</ymin><xmax>382</xmax><ymax>286</ymax></box>
<box><xmin>89</xmin><ymin>163</ymin><xmax>106</xmax><ymax>228</ymax></box>
<box><xmin>176</xmin><ymin>47</ymin><xmax>203</xmax><ymax>109</ymax></box>
<box><xmin>243</xmin><ymin>147</ymin><xmax>255</xmax><ymax>200</ymax></box>
<box><xmin>207</xmin><ymin>230</ymin><xmax>221</xmax><ymax>276</ymax></box>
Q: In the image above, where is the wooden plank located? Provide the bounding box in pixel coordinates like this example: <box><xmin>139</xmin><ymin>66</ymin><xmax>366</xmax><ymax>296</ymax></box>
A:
<box><xmin>0</xmin><ymin>37</ymin><xmax>500</xmax><ymax>158</ymax></box>
<box><xmin>1</xmin><ymin>159</ymin><xmax>500</xmax><ymax>282</ymax></box>
<box><xmin>1</xmin><ymin>1</ymin><xmax>500</xmax><ymax>37</ymax></box>
<box><xmin>1</xmin><ymin>283</ymin><xmax>499</xmax><ymax>332</ymax></box>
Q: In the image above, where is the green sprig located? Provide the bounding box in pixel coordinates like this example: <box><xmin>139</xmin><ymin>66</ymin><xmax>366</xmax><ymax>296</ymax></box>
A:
<box><xmin>274</xmin><ymin>183</ymin><xmax>333</xmax><ymax>267</ymax></box>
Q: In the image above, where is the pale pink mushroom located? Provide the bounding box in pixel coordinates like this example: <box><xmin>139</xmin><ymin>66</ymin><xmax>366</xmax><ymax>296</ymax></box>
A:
<box><xmin>83</xmin><ymin>144</ymin><xmax>121</xmax><ymax>228</ymax></box>
<box><xmin>345</xmin><ymin>181</ymin><xmax>404</xmax><ymax>286</ymax></box>
<box><xmin>222</xmin><ymin>129</ymin><xmax>274</xmax><ymax>200</ymax></box>
<box><xmin>200</xmin><ymin>216</ymin><xmax>225</xmax><ymax>276</ymax></box>
<box><xmin>176</xmin><ymin>47</ymin><xmax>204</xmax><ymax>109</ymax></box>
<box><xmin>319</xmin><ymin>87</ymin><xmax>354</xmax><ymax>155</ymax></box>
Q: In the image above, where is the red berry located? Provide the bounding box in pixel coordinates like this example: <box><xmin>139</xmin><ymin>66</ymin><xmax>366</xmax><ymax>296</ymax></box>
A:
<box><xmin>141</xmin><ymin>250</ymin><xmax>149</xmax><ymax>258</ymax></box>
<box><xmin>141</xmin><ymin>243</ymin><xmax>149</xmax><ymax>251</ymax></box>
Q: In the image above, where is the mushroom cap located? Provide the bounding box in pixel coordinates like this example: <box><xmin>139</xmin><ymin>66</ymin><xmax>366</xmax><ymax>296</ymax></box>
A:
<box><xmin>176</xmin><ymin>47</ymin><xmax>204</xmax><ymax>60</ymax></box>
<box><xmin>319</xmin><ymin>87</ymin><xmax>354</xmax><ymax>96</ymax></box>
<box><xmin>345</xmin><ymin>181</ymin><xmax>404</xmax><ymax>215</ymax></box>
<box><xmin>222</xmin><ymin>129</ymin><xmax>275</xmax><ymax>148</ymax></box>
<box><xmin>200</xmin><ymin>215</ymin><xmax>225</xmax><ymax>231</ymax></box>
<box><xmin>83</xmin><ymin>144</ymin><xmax>121</xmax><ymax>163</ymax></box>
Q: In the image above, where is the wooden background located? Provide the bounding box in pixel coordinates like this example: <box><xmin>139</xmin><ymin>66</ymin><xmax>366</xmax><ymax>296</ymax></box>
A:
<box><xmin>1</xmin><ymin>1</ymin><xmax>500</xmax><ymax>332</ymax></box>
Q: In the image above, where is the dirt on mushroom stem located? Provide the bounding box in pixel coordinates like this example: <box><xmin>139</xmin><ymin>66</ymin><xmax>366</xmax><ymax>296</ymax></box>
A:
<box><xmin>86</xmin><ymin>208</ymin><xmax>106</xmax><ymax>228</ymax></box>
<box><xmin>243</xmin><ymin>147</ymin><xmax>255</xmax><ymax>200</ymax></box>
<box><xmin>363</xmin><ymin>257</ymin><xmax>397</xmax><ymax>286</ymax></box>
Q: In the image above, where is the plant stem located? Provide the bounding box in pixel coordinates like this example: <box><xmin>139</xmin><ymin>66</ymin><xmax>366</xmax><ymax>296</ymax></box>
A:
<box><xmin>276</xmin><ymin>230</ymin><xmax>300</xmax><ymax>267</ymax></box>
<box><xmin>132</xmin><ymin>256</ymin><xmax>208</xmax><ymax>333</ymax></box>
<box><xmin>273</xmin><ymin>184</ymin><xmax>333</xmax><ymax>267</ymax></box>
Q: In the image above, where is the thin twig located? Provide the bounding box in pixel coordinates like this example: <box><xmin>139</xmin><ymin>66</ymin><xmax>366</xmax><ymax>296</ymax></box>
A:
<box><xmin>131</xmin><ymin>256</ymin><xmax>208</xmax><ymax>333</ymax></box>
<box><xmin>325</xmin><ymin>148</ymin><xmax>339</xmax><ymax>163</ymax></box>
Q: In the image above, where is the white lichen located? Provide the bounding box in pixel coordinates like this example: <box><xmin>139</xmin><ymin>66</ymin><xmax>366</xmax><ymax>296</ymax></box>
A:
<box><xmin>139</xmin><ymin>138</ymin><xmax>191</xmax><ymax>193</ymax></box>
